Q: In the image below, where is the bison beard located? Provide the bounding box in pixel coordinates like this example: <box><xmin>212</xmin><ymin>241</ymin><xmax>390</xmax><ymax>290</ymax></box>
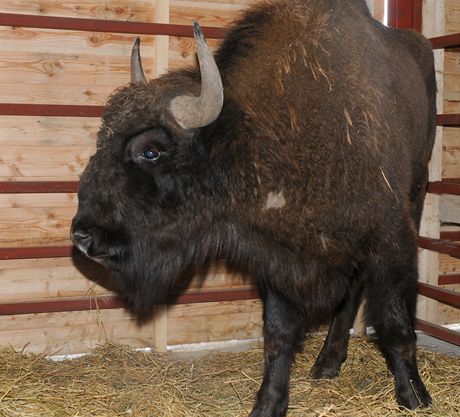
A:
<box><xmin>71</xmin><ymin>0</ymin><xmax>436</xmax><ymax>415</ymax></box>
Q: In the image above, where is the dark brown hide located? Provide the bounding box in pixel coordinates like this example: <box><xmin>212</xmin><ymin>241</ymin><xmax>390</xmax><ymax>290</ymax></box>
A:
<box><xmin>72</xmin><ymin>1</ymin><xmax>436</xmax><ymax>415</ymax></box>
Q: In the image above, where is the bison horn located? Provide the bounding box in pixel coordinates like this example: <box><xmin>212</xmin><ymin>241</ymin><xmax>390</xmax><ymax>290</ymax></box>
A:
<box><xmin>169</xmin><ymin>22</ymin><xmax>224</xmax><ymax>129</ymax></box>
<box><xmin>131</xmin><ymin>36</ymin><xmax>147</xmax><ymax>83</ymax></box>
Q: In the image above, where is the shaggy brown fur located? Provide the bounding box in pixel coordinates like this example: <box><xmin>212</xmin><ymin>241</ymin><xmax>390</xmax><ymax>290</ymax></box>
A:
<box><xmin>72</xmin><ymin>1</ymin><xmax>436</xmax><ymax>416</ymax></box>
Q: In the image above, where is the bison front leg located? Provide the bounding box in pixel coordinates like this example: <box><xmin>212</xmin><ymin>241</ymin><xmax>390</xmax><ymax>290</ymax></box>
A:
<box><xmin>310</xmin><ymin>277</ymin><xmax>364</xmax><ymax>379</ymax></box>
<box><xmin>249</xmin><ymin>289</ymin><xmax>305</xmax><ymax>417</ymax></box>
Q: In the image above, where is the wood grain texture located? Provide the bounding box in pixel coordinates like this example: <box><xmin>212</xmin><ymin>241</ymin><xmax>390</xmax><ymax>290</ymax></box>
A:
<box><xmin>439</xmin><ymin>252</ymin><xmax>460</xmax><ymax>275</ymax></box>
<box><xmin>0</xmin><ymin>146</ymin><xmax>93</xmax><ymax>181</ymax></box>
<box><xmin>167</xmin><ymin>299</ymin><xmax>262</xmax><ymax>345</ymax></box>
<box><xmin>0</xmin><ymin>116</ymin><xmax>97</xmax><ymax>181</ymax></box>
<box><xmin>418</xmin><ymin>0</ymin><xmax>445</xmax><ymax>325</ymax></box>
<box><xmin>0</xmin><ymin>0</ymin><xmax>156</xmax><ymax>21</ymax></box>
<box><xmin>0</xmin><ymin>308</ymin><xmax>155</xmax><ymax>355</ymax></box>
<box><xmin>169</xmin><ymin>36</ymin><xmax>220</xmax><ymax>70</ymax></box>
<box><xmin>440</xmin><ymin>194</ymin><xmax>460</xmax><ymax>224</ymax></box>
<box><xmin>0</xmin><ymin>256</ymin><xmax>251</xmax><ymax>302</ymax></box>
<box><xmin>0</xmin><ymin>299</ymin><xmax>262</xmax><ymax>355</ymax></box>
<box><xmin>0</xmin><ymin>116</ymin><xmax>98</xmax><ymax>146</ymax></box>
<box><xmin>446</xmin><ymin>0</ymin><xmax>460</xmax><ymax>35</ymax></box>
<box><xmin>444</xmin><ymin>52</ymin><xmax>460</xmax><ymax>114</ymax></box>
<box><xmin>0</xmin><ymin>205</ymin><xmax>75</xmax><ymax>247</ymax></box>
<box><xmin>170</xmin><ymin>0</ymin><xmax>256</xmax><ymax>26</ymax></box>
<box><xmin>443</xmin><ymin>127</ymin><xmax>460</xmax><ymax>178</ymax></box>
<box><xmin>0</xmin><ymin>27</ymin><xmax>154</xmax><ymax>106</ymax></box>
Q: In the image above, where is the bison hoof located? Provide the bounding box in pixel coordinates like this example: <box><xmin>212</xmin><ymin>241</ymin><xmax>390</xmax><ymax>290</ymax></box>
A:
<box><xmin>249</xmin><ymin>394</ymin><xmax>288</xmax><ymax>417</ymax></box>
<box><xmin>397</xmin><ymin>380</ymin><xmax>432</xmax><ymax>410</ymax></box>
<box><xmin>310</xmin><ymin>355</ymin><xmax>344</xmax><ymax>379</ymax></box>
<box><xmin>249</xmin><ymin>407</ymin><xmax>287</xmax><ymax>417</ymax></box>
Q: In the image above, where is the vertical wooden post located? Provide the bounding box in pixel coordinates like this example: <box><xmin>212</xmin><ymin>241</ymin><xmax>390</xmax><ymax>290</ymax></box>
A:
<box><xmin>417</xmin><ymin>0</ymin><xmax>445</xmax><ymax>325</ymax></box>
<box><xmin>365</xmin><ymin>0</ymin><xmax>375</xmax><ymax>16</ymax></box>
<box><xmin>155</xmin><ymin>0</ymin><xmax>170</xmax><ymax>77</ymax></box>
<box><xmin>353</xmin><ymin>301</ymin><xmax>367</xmax><ymax>337</ymax></box>
<box><xmin>152</xmin><ymin>0</ymin><xmax>170</xmax><ymax>352</ymax></box>
<box><xmin>154</xmin><ymin>305</ymin><xmax>168</xmax><ymax>352</ymax></box>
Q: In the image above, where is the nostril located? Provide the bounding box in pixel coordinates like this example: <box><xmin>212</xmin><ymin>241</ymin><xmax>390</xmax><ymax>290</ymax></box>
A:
<box><xmin>71</xmin><ymin>230</ymin><xmax>93</xmax><ymax>254</ymax></box>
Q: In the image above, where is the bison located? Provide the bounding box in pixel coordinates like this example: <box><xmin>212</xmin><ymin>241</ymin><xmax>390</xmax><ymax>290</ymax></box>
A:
<box><xmin>71</xmin><ymin>0</ymin><xmax>436</xmax><ymax>415</ymax></box>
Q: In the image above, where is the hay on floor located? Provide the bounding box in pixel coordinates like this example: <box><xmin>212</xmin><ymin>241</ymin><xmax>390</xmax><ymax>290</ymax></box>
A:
<box><xmin>0</xmin><ymin>335</ymin><xmax>458</xmax><ymax>416</ymax></box>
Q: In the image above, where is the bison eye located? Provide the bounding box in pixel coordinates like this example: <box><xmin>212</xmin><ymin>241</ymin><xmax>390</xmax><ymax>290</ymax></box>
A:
<box><xmin>141</xmin><ymin>147</ymin><xmax>161</xmax><ymax>161</ymax></box>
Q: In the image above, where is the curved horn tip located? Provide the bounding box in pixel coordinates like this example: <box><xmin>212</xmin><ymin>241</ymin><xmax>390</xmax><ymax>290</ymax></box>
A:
<box><xmin>193</xmin><ymin>21</ymin><xmax>205</xmax><ymax>41</ymax></box>
<box><xmin>131</xmin><ymin>36</ymin><xmax>147</xmax><ymax>84</ymax></box>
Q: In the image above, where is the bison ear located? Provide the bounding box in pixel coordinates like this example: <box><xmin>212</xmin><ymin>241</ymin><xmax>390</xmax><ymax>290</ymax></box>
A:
<box><xmin>131</xmin><ymin>37</ymin><xmax>147</xmax><ymax>84</ymax></box>
<box><xmin>169</xmin><ymin>22</ymin><xmax>224</xmax><ymax>130</ymax></box>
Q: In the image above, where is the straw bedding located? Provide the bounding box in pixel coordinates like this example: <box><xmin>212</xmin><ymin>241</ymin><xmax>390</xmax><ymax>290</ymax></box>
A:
<box><xmin>0</xmin><ymin>335</ymin><xmax>458</xmax><ymax>417</ymax></box>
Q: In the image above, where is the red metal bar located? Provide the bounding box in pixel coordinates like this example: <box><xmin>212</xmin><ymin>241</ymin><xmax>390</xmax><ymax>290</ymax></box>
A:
<box><xmin>0</xmin><ymin>288</ymin><xmax>260</xmax><ymax>316</ymax></box>
<box><xmin>438</xmin><ymin>274</ymin><xmax>460</xmax><ymax>286</ymax></box>
<box><xmin>413</xmin><ymin>0</ymin><xmax>422</xmax><ymax>32</ymax></box>
<box><xmin>440</xmin><ymin>231</ymin><xmax>460</xmax><ymax>241</ymax></box>
<box><xmin>427</xmin><ymin>180</ymin><xmax>460</xmax><ymax>196</ymax></box>
<box><xmin>4</xmin><ymin>107</ymin><xmax>455</xmax><ymax>124</ymax></box>
<box><xmin>174</xmin><ymin>288</ymin><xmax>260</xmax><ymax>305</ymax></box>
<box><xmin>416</xmin><ymin>319</ymin><xmax>460</xmax><ymax>347</ymax></box>
<box><xmin>0</xmin><ymin>296</ymin><xmax>124</xmax><ymax>316</ymax></box>
<box><xmin>0</xmin><ymin>246</ymin><xmax>74</xmax><ymax>260</ymax></box>
<box><xmin>387</xmin><ymin>0</ymin><xmax>417</xmax><ymax>30</ymax></box>
<box><xmin>430</xmin><ymin>33</ymin><xmax>460</xmax><ymax>50</ymax></box>
<box><xmin>0</xmin><ymin>103</ymin><xmax>104</xmax><ymax>117</ymax></box>
<box><xmin>437</xmin><ymin>113</ymin><xmax>460</xmax><ymax>127</ymax></box>
<box><xmin>417</xmin><ymin>282</ymin><xmax>460</xmax><ymax>309</ymax></box>
<box><xmin>0</xmin><ymin>12</ymin><xmax>227</xmax><ymax>39</ymax></box>
<box><xmin>0</xmin><ymin>181</ymin><xmax>78</xmax><ymax>194</ymax></box>
<box><xmin>418</xmin><ymin>237</ymin><xmax>460</xmax><ymax>259</ymax></box>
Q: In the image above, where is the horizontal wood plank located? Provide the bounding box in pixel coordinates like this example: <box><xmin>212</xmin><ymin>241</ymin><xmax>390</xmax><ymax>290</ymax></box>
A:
<box><xmin>0</xmin><ymin>50</ymin><xmax>148</xmax><ymax>106</ymax></box>
<box><xmin>0</xmin><ymin>1</ymin><xmax>156</xmax><ymax>22</ymax></box>
<box><xmin>170</xmin><ymin>0</ymin><xmax>255</xmax><ymax>26</ymax></box>
<box><xmin>443</xmin><ymin>127</ymin><xmax>460</xmax><ymax>179</ymax></box>
<box><xmin>0</xmin><ymin>146</ymin><xmax>93</xmax><ymax>182</ymax></box>
<box><xmin>0</xmin><ymin>256</ymin><xmax>251</xmax><ymax>302</ymax></box>
<box><xmin>0</xmin><ymin>308</ymin><xmax>155</xmax><ymax>355</ymax></box>
<box><xmin>440</xmin><ymin>194</ymin><xmax>460</xmax><ymax>224</ymax></box>
<box><xmin>168</xmin><ymin>299</ymin><xmax>262</xmax><ymax>345</ymax></box>
<box><xmin>0</xmin><ymin>116</ymin><xmax>98</xmax><ymax>146</ymax></box>
<box><xmin>439</xmin><ymin>252</ymin><xmax>460</xmax><ymax>275</ymax></box>
<box><xmin>0</xmin><ymin>193</ymin><xmax>76</xmax><ymax>207</ymax></box>
<box><xmin>0</xmin><ymin>206</ymin><xmax>75</xmax><ymax>248</ymax></box>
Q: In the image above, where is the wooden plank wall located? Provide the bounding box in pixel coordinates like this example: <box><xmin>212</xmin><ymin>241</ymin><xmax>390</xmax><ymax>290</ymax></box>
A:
<box><xmin>0</xmin><ymin>0</ymin><xmax>262</xmax><ymax>355</ymax></box>
<box><xmin>436</xmin><ymin>0</ymin><xmax>460</xmax><ymax>325</ymax></box>
<box><xmin>419</xmin><ymin>0</ymin><xmax>459</xmax><ymax>327</ymax></box>
<box><xmin>0</xmin><ymin>1</ymin><xmax>411</xmax><ymax>356</ymax></box>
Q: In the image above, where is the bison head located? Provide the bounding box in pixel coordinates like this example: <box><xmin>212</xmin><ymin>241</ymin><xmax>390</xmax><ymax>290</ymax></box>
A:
<box><xmin>71</xmin><ymin>24</ymin><xmax>225</xmax><ymax>317</ymax></box>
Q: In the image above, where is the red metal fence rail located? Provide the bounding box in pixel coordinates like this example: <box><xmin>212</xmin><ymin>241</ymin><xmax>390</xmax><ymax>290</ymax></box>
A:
<box><xmin>0</xmin><ymin>288</ymin><xmax>260</xmax><ymax>316</ymax></box>
<box><xmin>0</xmin><ymin>12</ymin><xmax>227</xmax><ymax>39</ymax></box>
